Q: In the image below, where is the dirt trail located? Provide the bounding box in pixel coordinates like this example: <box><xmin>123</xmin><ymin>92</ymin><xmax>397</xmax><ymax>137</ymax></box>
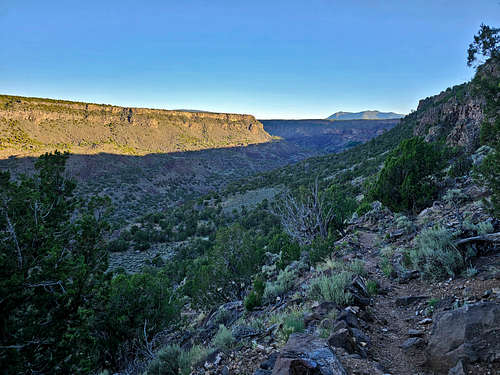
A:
<box><xmin>354</xmin><ymin>229</ymin><xmax>500</xmax><ymax>375</ymax></box>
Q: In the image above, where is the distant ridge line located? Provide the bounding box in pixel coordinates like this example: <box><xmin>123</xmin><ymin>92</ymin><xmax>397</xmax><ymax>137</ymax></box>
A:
<box><xmin>327</xmin><ymin>110</ymin><xmax>404</xmax><ymax>120</ymax></box>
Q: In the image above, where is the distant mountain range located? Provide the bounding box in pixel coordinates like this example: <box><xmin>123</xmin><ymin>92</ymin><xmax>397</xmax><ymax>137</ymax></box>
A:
<box><xmin>327</xmin><ymin>110</ymin><xmax>404</xmax><ymax>120</ymax></box>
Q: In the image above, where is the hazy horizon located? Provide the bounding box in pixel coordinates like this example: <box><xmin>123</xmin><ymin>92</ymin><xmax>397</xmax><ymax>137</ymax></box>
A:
<box><xmin>1</xmin><ymin>0</ymin><xmax>499</xmax><ymax>119</ymax></box>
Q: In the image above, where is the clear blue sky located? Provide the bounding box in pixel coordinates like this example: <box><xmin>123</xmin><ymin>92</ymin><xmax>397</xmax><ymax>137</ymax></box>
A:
<box><xmin>1</xmin><ymin>1</ymin><xmax>499</xmax><ymax>119</ymax></box>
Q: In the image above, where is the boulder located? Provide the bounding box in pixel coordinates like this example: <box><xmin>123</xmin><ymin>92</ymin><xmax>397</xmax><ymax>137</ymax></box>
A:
<box><xmin>272</xmin><ymin>333</ymin><xmax>347</xmax><ymax>375</ymax></box>
<box><xmin>328</xmin><ymin>328</ymin><xmax>356</xmax><ymax>354</ymax></box>
<box><xmin>426</xmin><ymin>302</ymin><xmax>500</xmax><ymax>372</ymax></box>
<box><xmin>347</xmin><ymin>276</ymin><xmax>371</xmax><ymax>307</ymax></box>
<box><xmin>336</xmin><ymin>309</ymin><xmax>360</xmax><ymax>330</ymax></box>
<box><xmin>260</xmin><ymin>353</ymin><xmax>279</xmax><ymax>370</ymax></box>
<box><xmin>305</xmin><ymin>302</ymin><xmax>339</xmax><ymax>325</ymax></box>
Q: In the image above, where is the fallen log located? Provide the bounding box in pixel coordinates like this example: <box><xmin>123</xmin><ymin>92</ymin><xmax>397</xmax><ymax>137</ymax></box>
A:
<box><xmin>454</xmin><ymin>232</ymin><xmax>500</xmax><ymax>247</ymax></box>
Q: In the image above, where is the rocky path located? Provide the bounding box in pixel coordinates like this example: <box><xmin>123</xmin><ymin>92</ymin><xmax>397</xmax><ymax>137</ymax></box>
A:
<box><xmin>354</xmin><ymin>229</ymin><xmax>500</xmax><ymax>375</ymax></box>
<box><xmin>190</xmin><ymin>210</ymin><xmax>500</xmax><ymax>375</ymax></box>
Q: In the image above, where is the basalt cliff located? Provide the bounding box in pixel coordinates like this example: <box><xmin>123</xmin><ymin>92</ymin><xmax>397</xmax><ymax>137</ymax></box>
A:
<box><xmin>0</xmin><ymin>95</ymin><xmax>272</xmax><ymax>156</ymax></box>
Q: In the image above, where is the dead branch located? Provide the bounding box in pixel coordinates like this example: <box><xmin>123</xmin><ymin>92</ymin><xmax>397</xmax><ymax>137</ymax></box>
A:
<box><xmin>0</xmin><ymin>201</ymin><xmax>23</xmax><ymax>269</ymax></box>
<box><xmin>454</xmin><ymin>232</ymin><xmax>500</xmax><ymax>246</ymax></box>
<box><xmin>25</xmin><ymin>280</ymin><xmax>66</xmax><ymax>294</ymax></box>
<box><xmin>272</xmin><ymin>177</ymin><xmax>336</xmax><ymax>245</ymax></box>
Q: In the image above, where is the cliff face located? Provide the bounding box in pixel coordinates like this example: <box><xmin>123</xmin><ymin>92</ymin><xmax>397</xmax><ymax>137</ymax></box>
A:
<box><xmin>0</xmin><ymin>95</ymin><xmax>272</xmax><ymax>156</ymax></box>
<box><xmin>413</xmin><ymin>58</ymin><xmax>500</xmax><ymax>152</ymax></box>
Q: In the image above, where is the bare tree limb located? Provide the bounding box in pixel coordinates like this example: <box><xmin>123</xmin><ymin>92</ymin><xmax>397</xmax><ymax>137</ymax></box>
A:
<box><xmin>272</xmin><ymin>177</ymin><xmax>337</xmax><ymax>245</ymax></box>
<box><xmin>1</xmin><ymin>201</ymin><xmax>23</xmax><ymax>269</ymax></box>
<box><xmin>25</xmin><ymin>280</ymin><xmax>66</xmax><ymax>294</ymax></box>
<box><xmin>454</xmin><ymin>232</ymin><xmax>500</xmax><ymax>246</ymax></box>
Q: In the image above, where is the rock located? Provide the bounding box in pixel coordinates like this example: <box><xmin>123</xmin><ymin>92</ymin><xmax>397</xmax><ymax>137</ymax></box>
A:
<box><xmin>448</xmin><ymin>360</ymin><xmax>466</xmax><ymax>375</ymax></box>
<box><xmin>336</xmin><ymin>309</ymin><xmax>360</xmax><ymax>329</ymax></box>
<box><xmin>221</xmin><ymin>366</ymin><xmax>230</xmax><ymax>375</ymax></box>
<box><xmin>389</xmin><ymin>229</ymin><xmax>405</xmax><ymax>238</ymax></box>
<box><xmin>312</xmin><ymin>301</ymin><xmax>339</xmax><ymax>316</ymax></box>
<box><xmin>351</xmin><ymin>294</ymin><xmax>371</xmax><ymax>307</ymax></box>
<box><xmin>426</xmin><ymin>301</ymin><xmax>500</xmax><ymax>372</ymax></box>
<box><xmin>319</xmin><ymin>318</ymin><xmax>334</xmax><ymax>330</ymax></box>
<box><xmin>272</xmin><ymin>333</ymin><xmax>347</xmax><ymax>375</ymax></box>
<box><xmin>254</xmin><ymin>370</ymin><xmax>272</xmax><ymax>375</ymax></box>
<box><xmin>260</xmin><ymin>353</ymin><xmax>279</xmax><ymax>370</ymax></box>
<box><xmin>332</xmin><ymin>320</ymin><xmax>348</xmax><ymax>332</ymax></box>
<box><xmin>205</xmin><ymin>349</ymin><xmax>222</xmax><ymax>364</ymax></box>
<box><xmin>328</xmin><ymin>328</ymin><xmax>356</xmax><ymax>354</ymax></box>
<box><xmin>399</xmin><ymin>337</ymin><xmax>424</xmax><ymax>350</ymax></box>
<box><xmin>433</xmin><ymin>296</ymin><xmax>455</xmax><ymax>312</ymax></box>
<box><xmin>471</xmin><ymin>145</ymin><xmax>493</xmax><ymax>166</ymax></box>
<box><xmin>305</xmin><ymin>302</ymin><xmax>339</xmax><ymax>325</ymax></box>
<box><xmin>350</xmin><ymin>328</ymin><xmax>370</xmax><ymax>346</ymax></box>
<box><xmin>232</xmin><ymin>324</ymin><xmax>259</xmax><ymax>339</ymax></box>
<box><xmin>407</xmin><ymin>329</ymin><xmax>424</xmax><ymax>337</ymax></box>
<box><xmin>417</xmin><ymin>318</ymin><xmax>432</xmax><ymax>325</ymax></box>
<box><xmin>395</xmin><ymin>295</ymin><xmax>429</xmax><ymax>307</ymax></box>
<box><xmin>398</xmin><ymin>270</ymin><xmax>420</xmax><ymax>284</ymax></box>
<box><xmin>371</xmin><ymin>201</ymin><xmax>383</xmax><ymax>211</ymax></box>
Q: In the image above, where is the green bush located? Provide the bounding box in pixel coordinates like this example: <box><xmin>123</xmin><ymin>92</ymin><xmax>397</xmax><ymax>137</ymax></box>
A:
<box><xmin>0</xmin><ymin>152</ymin><xmax>111</xmax><ymax>373</ymax></box>
<box><xmin>355</xmin><ymin>201</ymin><xmax>372</xmax><ymax>216</ymax></box>
<box><xmin>212</xmin><ymin>324</ymin><xmax>235</xmax><ymax>351</ymax></box>
<box><xmin>107</xmin><ymin>237</ymin><xmax>129</xmax><ymax>252</ymax></box>
<box><xmin>348</xmin><ymin>259</ymin><xmax>367</xmax><ymax>276</ymax></box>
<box><xmin>244</xmin><ymin>276</ymin><xmax>265</xmax><ymax>311</ymax></box>
<box><xmin>268</xmin><ymin>232</ymin><xmax>301</xmax><ymax>270</ymax></box>
<box><xmin>309</xmin><ymin>271</ymin><xmax>353</xmax><ymax>306</ymax></box>
<box><xmin>105</xmin><ymin>270</ymin><xmax>181</xmax><ymax>354</ymax></box>
<box><xmin>366</xmin><ymin>280</ymin><xmax>378</xmax><ymax>296</ymax></box>
<box><xmin>369</xmin><ymin>137</ymin><xmax>445</xmax><ymax>213</ymax></box>
<box><xmin>147</xmin><ymin>345</ymin><xmax>181</xmax><ymax>375</ymax></box>
<box><xmin>263</xmin><ymin>266</ymin><xmax>296</xmax><ymax>303</ymax></box>
<box><xmin>380</xmin><ymin>257</ymin><xmax>394</xmax><ymax>277</ymax></box>
<box><xmin>448</xmin><ymin>153</ymin><xmax>473</xmax><ymax>177</ymax></box>
<box><xmin>147</xmin><ymin>344</ymin><xmax>211</xmax><ymax>375</ymax></box>
<box><xmin>394</xmin><ymin>213</ymin><xmax>415</xmax><ymax>234</ymax></box>
<box><xmin>478</xmin><ymin>143</ymin><xmax>500</xmax><ymax>217</ymax></box>
<box><xmin>410</xmin><ymin>226</ymin><xmax>464</xmax><ymax>280</ymax></box>
<box><xmin>308</xmin><ymin>236</ymin><xmax>338</xmax><ymax>264</ymax></box>
<box><xmin>281</xmin><ymin>312</ymin><xmax>305</xmax><ymax>342</ymax></box>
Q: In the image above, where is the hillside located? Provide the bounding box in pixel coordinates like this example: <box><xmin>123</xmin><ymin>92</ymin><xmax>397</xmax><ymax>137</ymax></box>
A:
<box><xmin>261</xmin><ymin>118</ymin><xmax>399</xmax><ymax>153</ymax></box>
<box><xmin>327</xmin><ymin>110</ymin><xmax>404</xmax><ymax>120</ymax></box>
<box><xmin>0</xmin><ymin>95</ymin><xmax>272</xmax><ymax>156</ymax></box>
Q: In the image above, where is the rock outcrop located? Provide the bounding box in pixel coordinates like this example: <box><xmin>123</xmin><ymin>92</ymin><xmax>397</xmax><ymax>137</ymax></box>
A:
<box><xmin>426</xmin><ymin>301</ymin><xmax>500</xmax><ymax>372</ymax></box>
<box><xmin>0</xmin><ymin>94</ymin><xmax>272</xmax><ymax>156</ymax></box>
<box><xmin>413</xmin><ymin>58</ymin><xmax>500</xmax><ymax>152</ymax></box>
<box><xmin>272</xmin><ymin>333</ymin><xmax>347</xmax><ymax>375</ymax></box>
<box><xmin>413</xmin><ymin>84</ymin><xmax>485</xmax><ymax>152</ymax></box>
